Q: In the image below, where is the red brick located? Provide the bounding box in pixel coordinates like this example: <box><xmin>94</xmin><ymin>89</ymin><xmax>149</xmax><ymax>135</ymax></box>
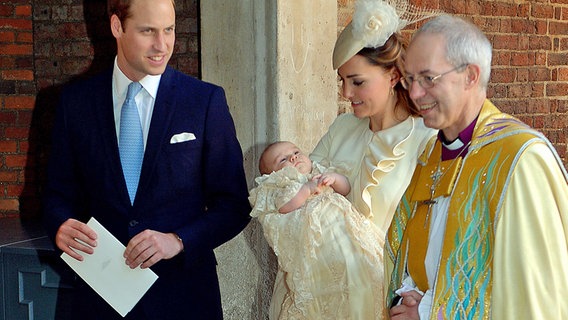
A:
<box><xmin>16</xmin><ymin>31</ymin><xmax>33</xmax><ymax>43</ymax></box>
<box><xmin>512</xmin><ymin>19</ymin><xmax>534</xmax><ymax>34</ymax></box>
<box><xmin>491</xmin><ymin>68</ymin><xmax>516</xmax><ymax>83</ymax></box>
<box><xmin>555</xmin><ymin>7</ymin><xmax>562</xmax><ymax>20</ymax></box>
<box><xmin>529</xmin><ymin>35</ymin><xmax>552</xmax><ymax>50</ymax></box>
<box><xmin>517</xmin><ymin>68</ymin><xmax>529</xmax><ymax>82</ymax></box>
<box><xmin>6</xmin><ymin>185</ymin><xmax>24</xmax><ymax>197</ymax></box>
<box><xmin>0</xmin><ymin>171</ymin><xmax>18</xmax><ymax>183</ymax></box>
<box><xmin>0</xmin><ymin>199</ymin><xmax>19</xmax><ymax>211</ymax></box>
<box><xmin>518</xmin><ymin>3</ymin><xmax>530</xmax><ymax>16</ymax></box>
<box><xmin>546</xmin><ymin>83</ymin><xmax>568</xmax><ymax>96</ymax></box>
<box><xmin>5</xmin><ymin>127</ymin><xmax>29</xmax><ymax>139</ymax></box>
<box><xmin>465</xmin><ymin>0</ymin><xmax>482</xmax><ymax>14</ymax></box>
<box><xmin>439</xmin><ymin>0</ymin><xmax>466</xmax><ymax>14</ymax></box>
<box><xmin>0</xmin><ymin>141</ymin><xmax>18</xmax><ymax>153</ymax></box>
<box><xmin>508</xmin><ymin>83</ymin><xmax>543</xmax><ymax>98</ymax></box>
<box><xmin>491</xmin><ymin>2</ymin><xmax>519</xmax><ymax>16</ymax></box>
<box><xmin>19</xmin><ymin>141</ymin><xmax>28</xmax><ymax>153</ymax></box>
<box><xmin>0</xmin><ymin>111</ymin><xmax>16</xmax><ymax>124</ymax></box>
<box><xmin>15</xmin><ymin>56</ymin><xmax>32</xmax><ymax>69</ymax></box>
<box><xmin>535</xmin><ymin>20</ymin><xmax>548</xmax><ymax>35</ymax></box>
<box><xmin>492</xmin><ymin>35</ymin><xmax>519</xmax><ymax>50</ymax></box>
<box><xmin>549</xmin><ymin>21</ymin><xmax>568</xmax><ymax>34</ymax></box>
<box><xmin>0</xmin><ymin>44</ymin><xmax>32</xmax><ymax>55</ymax></box>
<box><xmin>545</xmin><ymin>130</ymin><xmax>559</xmax><ymax>143</ymax></box>
<box><xmin>559</xmin><ymin>101</ymin><xmax>568</xmax><ymax>114</ymax></box>
<box><xmin>492</xmin><ymin>52</ymin><xmax>510</xmax><ymax>67</ymax></box>
<box><xmin>548</xmin><ymin>53</ymin><xmax>568</xmax><ymax>66</ymax></box>
<box><xmin>0</xmin><ymin>18</ymin><xmax>32</xmax><ymax>30</ymax></box>
<box><xmin>4</xmin><ymin>96</ymin><xmax>35</xmax><ymax>109</ymax></box>
<box><xmin>551</xmin><ymin>115</ymin><xmax>567</xmax><ymax>129</ymax></box>
<box><xmin>480</xmin><ymin>2</ymin><xmax>493</xmax><ymax>15</ymax></box>
<box><xmin>489</xmin><ymin>84</ymin><xmax>507</xmax><ymax>99</ymax></box>
<box><xmin>0</xmin><ymin>5</ymin><xmax>12</xmax><ymax>17</ymax></box>
<box><xmin>532</xmin><ymin>3</ymin><xmax>554</xmax><ymax>19</ymax></box>
<box><xmin>534</xmin><ymin>115</ymin><xmax>546</xmax><ymax>128</ymax></box>
<box><xmin>498</xmin><ymin>19</ymin><xmax>512</xmax><ymax>33</ymax></box>
<box><xmin>16</xmin><ymin>110</ymin><xmax>32</xmax><ymax>126</ymax></box>
<box><xmin>494</xmin><ymin>99</ymin><xmax>514</xmax><ymax>114</ymax></box>
<box><xmin>511</xmin><ymin>52</ymin><xmax>531</xmax><ymax>66</ymax></box>
<box><xmin>535</xmin><ymin>52</ymin><xmax>547</xmax><ymax>66</ymax></box>
<box><xmin>5</xmin><ymin>155</ymin><xmax>26</xmax><ymax>168</ymax></box>
<box><xmin>481</xmin><ymin>17</ymin><xmax>501</xmax><ymax>33</ymax></box>
<box><xmin>558</xmin><ymin>68</ymin><xmax>568</xmax><ymax>81</ymax></box>
<box><xmin>1</xmin><ymin>70</ymin><xmax>33</xmax><ymax>81</ymax></box>
<box><xmin>15</xmin><ymin>5</ymin><xmax>31</xmax><ymax>17</ymax></box>
<box><xmin>529</xmin><ymin>68</ymin><xmax>551</xmax><ymax>82</ymax></box>
<box><xmin>562</xmin><ymin>7</ymin><xmax>568</xmax><ymax>20</ymax></box>
<box><xmin>0</xmin><ymin>31</ymin><xmax>15</xmax><ymax>42</ymax></box>
<box><xmin>527</xmin><ymin>101</ymin><xmax>551</xmax><ymax>113</ymax></box>
<box><xmin>559</xmin><ymin>129</ymin><xmax>567</xmax><ymax>144</ymax></box>
<box><xmin>17</xmin><ymin>170</ymin><xmax>25</xmax><ymax>182</ymax></box>
<box><xmin>518</xmin><ymin>35</ymin><xmax>530</xmax><ymax>50</ymax></box>
<box><xmin>516</xmin><ymin>115</ymin><xmax>532</xmax><ymax>125</ymax></box>
<box><xmin>0</xmin><ymin>56</ymin><xmax>15</xmax><ymax>68</ymax></box>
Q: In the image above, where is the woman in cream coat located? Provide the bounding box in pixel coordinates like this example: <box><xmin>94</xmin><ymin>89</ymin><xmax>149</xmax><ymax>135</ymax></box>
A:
<box><xmin>268</xmin><ymin>0</ymin><xmax>441</xmax><ymax>318</ymax></box>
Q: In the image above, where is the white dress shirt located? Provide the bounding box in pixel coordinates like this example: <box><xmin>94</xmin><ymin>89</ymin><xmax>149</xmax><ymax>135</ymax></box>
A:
<box><xmin>112</xmin><ymin>57</ymin><xmax>161</xmax><ymax>149</ymax></box>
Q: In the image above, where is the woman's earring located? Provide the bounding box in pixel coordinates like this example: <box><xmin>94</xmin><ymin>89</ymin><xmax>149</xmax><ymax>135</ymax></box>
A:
<box><xmin>390</xmin><ymin>86</ymin><xmax>395</xmax><ymax>96</ymax></box>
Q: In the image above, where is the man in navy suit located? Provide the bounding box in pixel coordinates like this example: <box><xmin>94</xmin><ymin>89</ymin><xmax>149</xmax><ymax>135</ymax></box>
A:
<box><xmin>43</xmin><ymin>0</ymin><xmax>251</xmax><ymax>318</ymax></box>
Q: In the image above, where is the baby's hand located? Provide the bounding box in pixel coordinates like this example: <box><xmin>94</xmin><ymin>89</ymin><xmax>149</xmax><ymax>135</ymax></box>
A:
<box><xmin>313</xmin><ymin>173</ymin><xmax>336</xmax><ymax>187</ymax></box>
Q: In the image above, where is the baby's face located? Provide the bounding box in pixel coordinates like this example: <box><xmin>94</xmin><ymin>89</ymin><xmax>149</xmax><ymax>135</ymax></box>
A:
<box><xmin>264</xmin><ymin>142</ymin><xmax>312</xmax><ymax>174</ymax></box>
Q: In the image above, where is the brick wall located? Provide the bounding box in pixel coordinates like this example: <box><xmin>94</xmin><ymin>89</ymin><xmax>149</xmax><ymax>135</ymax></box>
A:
<box><xmin>0</xmin><ymin>1</ymin><xmax>34</xmax><ymax>217</ymax></box>
<box><xmin>0</xmin><ymin>0</ymin><xmax>567</xmax><ymax>218</ymax></box>
<box><xmin>0</xmin><ymin>0</ymin><xmax>199</xmax><ymax>218</ymax></box>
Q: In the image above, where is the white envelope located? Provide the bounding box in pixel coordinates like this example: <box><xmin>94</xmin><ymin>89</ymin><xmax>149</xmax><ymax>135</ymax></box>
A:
<box><xmin>61</xmin><ymin>218</ymin><xmax>158</xmax><ymax>317</ymax></box>
<box><xmin>170</xmin><ymin>132</ymin><xmax>196</xmax><ymax>144</ymax></box>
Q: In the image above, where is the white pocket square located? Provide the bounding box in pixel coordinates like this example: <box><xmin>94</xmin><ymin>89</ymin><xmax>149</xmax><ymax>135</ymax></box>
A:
<box><xmin>170</xmin><ymin>132</ymin><xmax>196</xmax><ymax>144</ymax></box>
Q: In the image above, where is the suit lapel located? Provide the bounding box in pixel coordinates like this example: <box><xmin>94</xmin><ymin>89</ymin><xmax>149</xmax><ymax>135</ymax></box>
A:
<box><xmin>137</xmin><ymin>67</ymin><xmax>177</xmax><ymax>199</ymax></box>
<box><xmin>94</xmin><ymin>70</ymin><xmax>131</xmax><ymax>196</ymax></box>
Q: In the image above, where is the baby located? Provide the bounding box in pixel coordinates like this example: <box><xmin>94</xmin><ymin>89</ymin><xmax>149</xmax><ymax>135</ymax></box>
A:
<box><xmin>249</xmin><ymin>141</ymin><xmax>385</xmax><ymax>319</ymax></box>
<box><xmin>258</xmin><ymin>141</ymin><xmax>351</xmax><ymax>213</ymax></box>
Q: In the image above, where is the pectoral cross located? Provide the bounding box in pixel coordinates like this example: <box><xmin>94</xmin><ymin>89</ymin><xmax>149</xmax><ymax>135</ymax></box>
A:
<box><xmin>430</xmin><ymin>167</ymin><xmax>444</xmax><ymax>184</ymax></box>
<box><xmin>422</xmin><ymin>165</ymin><xmax>443</xmax><ymax>227</ymax></box>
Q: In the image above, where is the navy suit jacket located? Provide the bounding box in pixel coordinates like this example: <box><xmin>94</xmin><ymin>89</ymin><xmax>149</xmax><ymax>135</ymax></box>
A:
<box><xmin>43</xmin><ymin>66</ymin><xmax>251</xmax><ymax>319</ymax></box>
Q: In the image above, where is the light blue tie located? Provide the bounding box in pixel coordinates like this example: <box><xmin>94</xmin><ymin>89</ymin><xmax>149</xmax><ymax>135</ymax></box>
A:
<box><xmin>119</xmin><ymin>82</ymin><xmax>143</xmax><ymax>204</ymax></box>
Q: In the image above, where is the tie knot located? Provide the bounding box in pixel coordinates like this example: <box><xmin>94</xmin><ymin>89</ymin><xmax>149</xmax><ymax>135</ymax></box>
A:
<box><xmin>126</xmin><ymin>82</ymin><xmax>143</xmax><ymax>101</ymax></box>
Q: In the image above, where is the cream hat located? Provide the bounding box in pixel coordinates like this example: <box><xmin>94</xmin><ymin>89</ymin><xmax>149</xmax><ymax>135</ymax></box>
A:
<box><xmin>332</xmin><ymin>0</ymin><xmax>442</xmax><ymax>69</ymax></box>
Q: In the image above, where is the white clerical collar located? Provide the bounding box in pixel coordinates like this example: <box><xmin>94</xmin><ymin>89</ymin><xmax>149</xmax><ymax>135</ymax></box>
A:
<box><xmin>442</xmin><ymin>137</ymin><xmax>465</xmax><ymax>151</ymax></box>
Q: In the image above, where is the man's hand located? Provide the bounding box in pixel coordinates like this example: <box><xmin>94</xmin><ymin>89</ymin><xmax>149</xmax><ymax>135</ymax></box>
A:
<box><xmin>124</xmin><ymin>230</ymin><xmax>183</xmax><ymax>269</ymax></box>
<box><xmin>55</xmin><ymin>218</ymin><xmax>98</xmax><ymax>261</ymax></box>
<box><xmin>389</xmin><ymin>290</ymin><xmax>423</xmax><ymax>320</ymax></box>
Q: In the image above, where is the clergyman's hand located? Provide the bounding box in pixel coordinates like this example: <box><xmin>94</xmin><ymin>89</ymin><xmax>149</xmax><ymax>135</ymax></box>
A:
<box><xmin>389</xmin><ymin>290</ymin><xmax>423</xmax><ymax>320</ymax></box>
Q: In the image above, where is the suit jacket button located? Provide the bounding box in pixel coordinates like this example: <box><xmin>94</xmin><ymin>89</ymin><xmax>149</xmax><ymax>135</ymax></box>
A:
<box><xmin>129</xmin><ymin>220</ymin><xmax>139</xmax><ymax>227</ymax></box>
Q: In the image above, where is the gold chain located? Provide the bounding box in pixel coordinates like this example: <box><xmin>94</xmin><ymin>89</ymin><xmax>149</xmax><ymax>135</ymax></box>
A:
<box><xmin>423</xmin><ymin>140</ymin><xmax>472</xmax><ymax>227</ymax></box>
